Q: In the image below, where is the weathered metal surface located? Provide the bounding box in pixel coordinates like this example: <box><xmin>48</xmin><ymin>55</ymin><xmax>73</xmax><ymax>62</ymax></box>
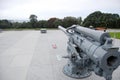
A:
<box><xmin>59</xmin><ymin>25</ymin><xmax>120</xmax><ymax>80</ymax></box>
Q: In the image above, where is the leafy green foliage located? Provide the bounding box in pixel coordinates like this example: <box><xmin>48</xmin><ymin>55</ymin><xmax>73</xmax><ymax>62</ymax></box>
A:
<box><xmin>29</xmin><ymin>14</ymin><xmax>38</xmax><ymax>28</ymax></box>
<box><xmin>82</xmin><ymin>11</ymin><xmax>120</xmax><ymax>28</ymax></box>
<box><xmin>77</xmin><ymin>17</ymin><xmax>82</xmax><ymax>26</ymax></box>
<box><xmin>46</xmin><ymin>18</ymin><xmax>58</xmax><ymax>28</ymax></box>
<box><xmin>63</xmin><ymin>16</ymin><xmax>78</xmax><ymax>28</ymax></box>
<box><xmin>38</xmin><ymin>20</ymin><xmax>47</xmax><ymax>28</ymax></box>
<box><xmin>0</xmin><ymin>11</ymin><xmax>119</xmax><ymax>29</ymax></box>
<box><xmin>53</xmin><ymin>19</ymin><xmax>63</xmax><ymax>28</ymax></box>
<box><xmin>0</xmin><ymin>20</ymin><xmax>12</xmax><ymax>29</ymax></box>
<box><xmin>109</xmin><ymin>32</ymin><xmax>120</xmax><ymax>39</ymax></box>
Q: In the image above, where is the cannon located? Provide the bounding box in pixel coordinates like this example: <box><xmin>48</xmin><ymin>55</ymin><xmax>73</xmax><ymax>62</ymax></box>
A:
<box><xmin>58</xmin><ymin>25</ymin><xmax>120</xmax><ymax>80</ymax></box>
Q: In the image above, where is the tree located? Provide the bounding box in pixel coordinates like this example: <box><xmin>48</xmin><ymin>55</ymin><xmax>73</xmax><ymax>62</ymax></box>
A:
<box><xmin>82</xmin><ymin>11</ymin><xmax>120</xmax><ymax>28</ymax></box>
<box><xmin>53</xmin><ymin>19</ymin><xmax>63</xmax><ymax>28</ymax></box>
<box><xmin>77</xmin><ymin>17</ymin><xmax>82</xmax><ymax>25</ymax></box>
<box><xmin>63</xmin><ymin>16</ymin><xmax>78</xmax><ymax>28</ymax></box>
<box><xmin>82</xmin><ymin>11</ymin><xmax>102</xmax><ymax>27</ymax></box>
<box><xmin>38</xmin><ymin>20</ymin><xmax>47</xmax><ymax>28</ymax></box>
<box><xmin>29</xmin><ymin>14</ymin><xmax>38</xmax><ymax>28</ymax></box>
<box><xmin>12</xmin><ymin>22</ymin><xmax>21</xmax><ymax>29</ymax></box>
<box><xmin>0</xmin><ymin>19</ymin><xmax>12</xmax><ymax>29</ymax></box>
<box><xmin>46</xmin><ymin>17</ymin><xmax>58</xmax><ymax>28</ymax></box>
<box><xmin>116</xmin><ymin>18</ymin><xmax>120</xmax><ymax>28</ymax></box>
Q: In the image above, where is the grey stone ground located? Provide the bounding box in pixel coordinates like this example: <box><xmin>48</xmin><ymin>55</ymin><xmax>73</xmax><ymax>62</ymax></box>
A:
<box><xmin>0</xmin><ymin>30</ymin><xmax>120</xmax><ymax>80</ymax></box>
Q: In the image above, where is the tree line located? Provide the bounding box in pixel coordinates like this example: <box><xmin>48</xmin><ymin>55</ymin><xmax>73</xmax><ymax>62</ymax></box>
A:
<box><xmin>0</xmin><ymin>11</ymin><xmax>120</xmax><ymax>29</ymax></box>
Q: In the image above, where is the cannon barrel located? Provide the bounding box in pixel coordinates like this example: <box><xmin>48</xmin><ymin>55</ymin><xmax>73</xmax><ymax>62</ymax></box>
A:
<box><xmin>74</xmin><ymin>25</ymin><xmax>110</xmax><ymax>44</ymax></box>
<box><xmin>58</xmin><ymin>26</ymin><xmax>67</xmax><ymax>34</ymax></box>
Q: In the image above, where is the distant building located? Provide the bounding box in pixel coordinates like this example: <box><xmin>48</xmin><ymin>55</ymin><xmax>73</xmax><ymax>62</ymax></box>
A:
<box><xmin>95</xmin><ymin>27</ymin><xmax>107</xmax><ymax>32</ymax></box>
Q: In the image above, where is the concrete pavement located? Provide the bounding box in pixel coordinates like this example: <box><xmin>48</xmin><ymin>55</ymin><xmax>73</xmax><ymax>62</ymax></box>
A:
<box><xmin>0</xmin><ymin>31</ymin><xmax>39</xmax><ymax>80</ymax></box>
<box><xmin>0</xmin><ymin>30</ymin><xmax>120</xmax><ymax>80</ymax></box>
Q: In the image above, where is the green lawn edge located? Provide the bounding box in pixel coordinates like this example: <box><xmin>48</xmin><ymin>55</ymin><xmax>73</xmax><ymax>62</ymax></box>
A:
<box><xmin>109</xmin><ymin>32</ymin><xmax>120</xmax><ymax>39</ymax></box>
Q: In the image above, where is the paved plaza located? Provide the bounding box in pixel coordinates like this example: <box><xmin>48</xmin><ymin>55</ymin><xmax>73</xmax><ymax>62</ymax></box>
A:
<box><xmin>0</xmin><ymin>30</ymin><xmax>120</xmax><ymax>80</ymax></box>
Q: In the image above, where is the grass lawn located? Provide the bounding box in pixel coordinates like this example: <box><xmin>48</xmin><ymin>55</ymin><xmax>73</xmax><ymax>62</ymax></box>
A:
<box><xmin>109</xmin><ymin>32</ymin><xmax>120</xmax><ymax>39</ymax></box>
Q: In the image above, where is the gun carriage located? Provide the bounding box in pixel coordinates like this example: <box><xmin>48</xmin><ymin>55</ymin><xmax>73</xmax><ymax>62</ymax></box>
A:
<box><xmin>58</xmin><ymin>25</ymin><xmax>120</xmax><ymax>80</ymax></box>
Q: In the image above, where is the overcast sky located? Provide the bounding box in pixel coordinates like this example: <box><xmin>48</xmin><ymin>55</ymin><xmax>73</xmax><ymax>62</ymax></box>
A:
<box><xmin>0</xmin><ymin>0</ymin><xmax>120</xmax><ymax>20</ymax></box>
